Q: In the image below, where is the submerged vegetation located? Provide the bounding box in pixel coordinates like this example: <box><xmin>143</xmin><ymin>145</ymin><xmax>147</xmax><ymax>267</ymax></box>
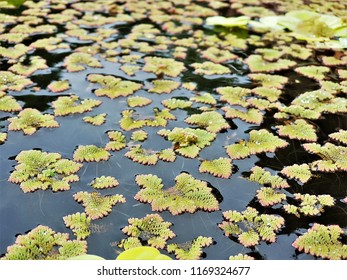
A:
<box><xmin>0</xmin><ymin>0</ymin><xmax>346</xmax><ymax>260</ymax></box>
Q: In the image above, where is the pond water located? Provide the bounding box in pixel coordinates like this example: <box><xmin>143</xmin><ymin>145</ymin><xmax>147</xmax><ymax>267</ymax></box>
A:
<box><xmin>0</xmin><ymin>0</ymin><xmax>346</xmax><ymax>260</ymax></box>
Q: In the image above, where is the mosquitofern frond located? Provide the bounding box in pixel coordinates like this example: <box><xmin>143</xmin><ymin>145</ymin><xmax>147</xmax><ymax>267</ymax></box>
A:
<box><xmin>201</xmin><ymin>47</ymin><xmax>237</xmax><ymax>63</ymax></box>
<box><xmin>292</xmin><ymin>224</ymin><xmax>347</xmax><ymax>260</ymax></box>
<box><xmin>190</xmin><ymin>92</ymin><xmax>217</xmax><ymax>105</ymax></box>
<box><xmin>248</xmin><ymin>73</ymin><xmax>288</xmax><ymax>89</ymax></box>
<box><xmin>252</xmin><ymin>87</ymin><xmax>282</xmax><ymax>102</ymax></box>
<box><xmin>131</xmin><ymin>130</ymin><xmax>148</xmax><ymax>142</ymax></box>
<box><xmin>8</xmin><ymin>108</ymin><xmax>59</xmax><ymax>135</ymax></box>
<box><xmin>8</xmin><ymin>150</ymin><xmax>82</xmax><ymax>193</ymax></box>
<box><xmin>199</xmin><ymin>157</ymin><xmax>232</xmax><ymax>179</ymax></box>
<box><xmin>0</xmin><ymin>93</ymin><xmax>22</xmax><ymax>112</ymax></box>
<box><xmin>135</xmin><ymin>173</ymin><xmax>219</xmax><ymax>215</ymax></box>
<box><xmin>0</xmin><ymin>132</ymin><xmax>7</xmax><ymax>144</ymax></box>
<box><xmin>52</xmin><ymin>95</ymin><xmax>101</xmax><ymax>117</ymax></box>
<box><xmin>167</xmin><ymin>236</ymin><xmax>213</xmax><ymax>260</ymax></box>
<box><xmin>162</xmin><ymin>98</ymin><xmax>192</xmax><ymax>109</ymax></box>
<box><xmin>9</xmin><ymin>56</ymin><xmax>48</xmax><ymax>76</ymax></box>
<box><xmin>281</xmin><ymin>164</ymin><xmax>312</xmax><ymax>183</ymax></box>
<box><xmin>0</xmin><ymin>71</ymin><xmax>33</xmax><ymax>92</ymax></box>
<box><xmin>256</xmin><ymin>187</ymin><xmax>286</xmax><ymax>207</ymax></box>
<box><xmin>329</xmin><ymin>130</ymin><xmax>347</xmax><ymax>145</ymax></box>
<box><xmin>64</xmin><ymin>52</ymin><xmax>102</xmax><ymax>72</ymax></box>
<box><xmin>185</xmin><ymin>111</ymin><xmax>230</xmax><ymax>133</ymax></box>
<box><xmin>83</xmin><ymin>113</ymin><xmax>107</xmax><ymax>126</ymax></box>
<box><xmin>73</xmin><ymin>145</ymin><xmax>110</xmax><ymax>162</ymax></box>
<box><xmin>295</xmin><ymin>66</ymin><xmax>330</xmax><ymax>81</ymax></box>
<box><xmin>226</xmin><ymin>129</ymin><xmax>288</xmax><ymax>159</ymax></box>
<box><xmin>106</xmin><ymin>130</ymin><xmax>126</xmax><ymax>151</ymax></box>
<box><xmin>245</xmin><ymin>55</ymin><xmax>296</xmax><ymax>73</ymax></box>
<box><xmin>216</xmin><ymin>86</ymin><xmax>251</xmax><ymax>107</ymax></box>
<box><xmin>276</xmin><ymin>119</ymin><xmax>317</xmax><ymax>142</ymax></box>
<box><xmin>222</xmin><ymin>106</ymin><xmax>263</xmax><ymax>125</ymax></box>
<box><xmin>125</xmin><ymin>145</ymin><xmax>159</xmax><ymax>165</ymax></box>
<box><xmin>143</xmin><ymin>56</ymin><xmax>186</xmax><ymax>77</ymax></box>
<box><xmin>47</xmin><ymin>80</ymin><xmax>70</xmax><ymax>93</ymax></box>
<box><xmin>121</xmin><ymin>214</ymin><xmax>175</xmax><ymax>249</ymax></box>
<box><xmin>219</xmin><ymin>207</ymin><xmax>285</xmax><ymax>247</ymax></box>
<box><xmin>191</xmin><ymin>61</ymin><xmax>231</xmax><ymax>75</ymax></box>
<box><xmin>119</xmin><ymin>110</ymin><xmax>147</xmax><ymax>131</ymax></box>
<box><xmin>229</xmin><ymin>254</ymin><xmax>254</xmax><ymax>260</ymax></box>
<box><xmin>127</xmin><ymin>96</ymin><xmax>152</xmax><ymax>108</ymax></box>
<box><xmin>0</xmin><ymin>225</ymin><xmax>87</xmax><ymax>260</ymax></box>
<box><xmin>73</xmin><ymin>191</ymin><xmax>125</xmax><ymax>220</ymax></box>
<box><xmin>63</xmin><ymin>212</ymin><xmax>91</xmax><ymax>240</ymax></box>
<box><xmin>158</xmin><ymin>148</ymin><xmax>176</xmax><ymax>162</ymax></box>
<box><xmin>91</xmin><ymin>176</ymin><xmax>119</xmax><ymax>189</ymax></box>
<box><xmin>247</xmin><ymin>166</ymin><xmax>290</xmax><ymax>189</ymax></box>
<box><xmin>148</xmin><ymin>80</ymin><xmax>180</xmax><ymax>94</ymax></box>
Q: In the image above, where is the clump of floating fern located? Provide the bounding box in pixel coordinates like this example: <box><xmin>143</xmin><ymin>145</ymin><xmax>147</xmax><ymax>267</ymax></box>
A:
<box><xmin>281</xmin><ymin>164</ymin><xmax>312</xmax><ymax>183</ymax></box>
<box><xmin>87</xmin><ymin>74</ymin><xmax>142</xmax><ymax>99</ymax></box>
<box><xmin>216</xmin><ymin>86</ymin><xmax>250</xmax><ymax>107</ymax></box>
<box><xmin>201</xmin><ymin>47</ymin><xmax>237</xmax><ymax>63</ymax></box>
<box><xmin>219</xmin><ymin>207</ymin><xmax>285</xmax><ymax>247</ymax></box>
<box><xmin>73</xmin><ymin>191</ymin><xmax>125</xmax><ymax>220</ymax></box>
<box><xmin>73</xmin><ymin>145</ymin><xmax>110</xmax><ymax>162</ymax></box>
<box><xmin>9</xmin><ymin>56</ymin><xmax>48</xmax><ymax>76</ymax></box>
<box><xmin>143</xmin><ymin>56</ymin><xmax>186</xmax><ymax>77</ymax></box>
<box><xmin>148</xmin><ymin>80</ymin><xmax>180</xmax><ymax>94</ymax></box>
<box><xmin>63</xmin><ymin>212</ymin><xmax>91</xmax><ymax>240</ymax></box>
<box><xmin>276</xmin><ymin>119</ymin><xmax>317</xmax><ymax>142</ymax></box>
<box><xmin>48</xmin><ymin>80</ymin><xmax>70</xmax><ymax>93</ymax></box>
<box><xmin>119</xmin><ymin>110</ymin><xmax>147</xmax><ymax>131</ymax></box>
<box><xmin>190</xmin><ymin>92</ymin><xmax>217</xmax><ymax>105</ymax></box>
<box><xmin>106</xmin><ymin>130</ymin><xmax>127</xmax><ymax>151</ymax></box>
<box><xmin>0</xmin><ymin>71</ymin><xmax>33</xmax><ymax>92</ymax></box>
<box><xmin>247</xmin><ymin>166</ymin><xmax>290</xmax><ymax>189</ymax></box>
<box><xmin>127</xmin><ymin>96</ymin><xmax>152</xmax><ymax>108</ymax></box>
<box><xmin>226</xmin><ymin>129</ymin><xmax>288</xmax><ymax>159</ymax></box>
<box><xmin>135</xmin><ymin>173</ymin><xmax>219</xmax><ymax>215</ymax></box>
<box><xmin>191</xmin><ymin>61</ymin><xmax>231</xmax><ymax>75</ymax></box>
<box><xmin>8</xmin><ymin>108</ymin><xmax>59</xmax><ymax>135</ymax></box>
<box><xmin>83</xmin><ymin>113</ymin><xmax>106</xmax><ymax>126</ymax></box>
<box><xmin>295</xmin><ymin>66</ymin><xmax>330</xmax><ymax>81</ymax></box>
<box><xmin>167</xmin><ymin>236</ymin><xmax>213</xmax><ymax>260</ymax></box>
<box><xmin>252</xmin><ymin>87</ymin><xmax>282</xmax><ymax>102</ymax></box>
<box><xmin>0</xmin><ymin>92</ymin><xmax>22</xmax><ymax>112</ymax></box>
<box><xmin>248</xmin><ymin>73</ymin><xmax>288</xmax><ymax>89</ymax></box>
<box><xmin>256</xmin><ymin>187</ymin><xmax>286</xmax><ymax>207</ymax></box>
<box><xmin>120</xmin><ymin>214</ymin><xmax>175</xmax><ymax>249</ymax></box>
<box><xmin>0</xmin><ymin>225</ymin><xmax>87</xmax><ymax>260</ymax></box>
<box><xmin>9</xmin><ymin>150</ymin><xmax>82</xmax><ymax>193</ymax></box>
<box><xmin>284</xmin><ymin>193</ymin><xmax>334</xmax><ymax>217</ymax></box>
<box><xmin>64</xmin><ymin>52</ymin><xmax>102</xmax><ymax>72</ymax></box>
<box><xmin>199</xmin><ymin>157</ymin><xmax>232</xmax><ymax>179</ymax></box>
<box><xmin>131</xmin><ymin>130</ymin><xmax>148</xmax><ymax>142</ymax></box>
<box><xmin>303</xmin><ymin>143</ymin><xmax>347</xmax><ymax>172</ymax></box>
<box><xmin>159</xmin><ymin>127</ymin><xmax>216</xmax><ymax>158</ymax></box>
<box><xmin>158</xmin><ymin>148</ymin><xmax>176</xmax><ymax>162</ymax></box>
<box><xmin>90</xmin><ymin>176</ymin><xmax>119</xmax><ymax>189</ymax></box>
<box><xmin>0</xmin><ymin>132</ymin><xmax>7</xmax><ymax>144</ymax></box>
<box><xmin>125</xmin><ymin>145</ymin><xmax>158</xmax><ymax>165</ymax></box>
<box><xmin>162</xmin><ymin>98</ymin><xmax>192</xmax><ymax>109</ymax></box>
<box><xmin>185</xmin><ymin>111</ymin><xmax>230</xmax><ymax>133</ymax></box>
<box><xmin>52</xmin><ymin>95</ymin><xmax>101</xmax><ymax>116</ymax></box>
<box><xmin>222</xmin><ymin>106</ymin><xmax>263</xmax><ymax>125</ymax></box>
<box><xmin>329</xmin><ymin>130</ymin><xmax>347</xmax><ymax>145</ymax></box>
<box><xmin>229</xmin><ymin>253</ymin><xmax>255</xmax><ymax>260</ymax></box>
<box><xmin>245</xmin><ymin>55</ymin><xmax>296</xmax><ymax>73</ymax></box>
<box><xmin>292</xmin><ymin>224</ymin><xmax>347</xmax><ymax>260</ymax></box>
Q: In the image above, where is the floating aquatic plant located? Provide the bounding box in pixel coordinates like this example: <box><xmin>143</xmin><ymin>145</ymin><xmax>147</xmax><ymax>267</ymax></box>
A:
<box><xmin>64</xmin><ymin>52</ymin><xmax>102</xmax><ymax>72</ymax></box>
<box><xmin>52</xmin><ymin>95</ymin><xmax>101</xmax><ymax>117</ymax></box>
<box><xmin>105</xmin><ymin>130</ymin><xmax>126</xmax><ymax>151</ymax></box>
<box><xmin>73</xmin><ymin>145</ymin><xmax>110</xmax><ymax>162</ymax></box>
<box><xmin>0</xmin><ymin>92</ymin><xmax>22</xmax><ymax>112</ymax></box>
<box><xmin>247</xmin><ymin>166</ymin><xmax>290</xmax><ymax>189</ymax></box>
<box><xmin>201</xmin><ymin>47</ymin><xmax>237</xmax><ymax>64</ymax></box>
<box><xmin>125</xmin><ymin>145</ymin><xmax>158</xmax><ymax>165</ymax></box>
<box><xmin>90</xmin><ymin>176</ymin><xmax>119</xmax><ymax>189</ymax></box>
<box><xmin>256</xmin><ymin>187</ymin><xmax>286</xmax><ymax>207</ymax></box>
<box><xmin>63</xmin><ymin>212</ymin><xmax>91</xmax><ymax>240</ymax></box>
<box><xmin>83</xmin><ymin>113</ymin><xmax>107</xmax><ymax>126</ymax></box>
<box><xmin>127</xmin><ymin>96</ymin><xmax>152</xmax><ymax>108</ymax></box>
<box><xmin>295</xmin><ymin>66</ymin><xmax>330</xmax><ymax>81</ymax></box>
<box><xmin>292</xmin><ymin>224</ymin><xmax>347</xmax><ymax>260</ymax></box>
<box><xmin>199</xmin><ymin>157</ymin><xmax>232</xmax><ymax>179</ymax></box>
<box><xmin>120</xmin><ymin>65</ymin><xmax>141</xmax><ymax>76</ymax></box>
<box><xmin>0</xmin><ymin>225</ymin><xmax>87</xmax><ymax>260</ymax></box>
<box><xmin>226</xmin><ymin>129</ymin><xmax>288</xmax><ymax>160</ymax></box>
<box><xmin>222</xmin><ymin>107</ymin><xmax>263</xmax><ymax>125</ymax></box>
<box><xmin>281</xmin><ymin>164</ymin><xmax>312</xmax><ymax>184</ymax></box>
<box><xmin>276</xmin><ymin>119</ymin><xmax>317</xmax><ymax>142</ymax></box>
<box><xmin>143</xmin><ymin>56</ymin><xmax>186</xmax><ymax>77</ymax></box>
<box><xmin>9</xmin><ymin>150</ymin><xmax>82</xmax><ymax>193</ymax></box>
<box><xmin>190</xmin><ymin>92</ymin><xmax>217</xmax><ymax>105</ymax></box>
<box><xmin>47</xmin><ymin>80</ymin><xmax>70</xmax><ymax>93</ymax></box>
<box><xmin>0</xmin><ymin>44</ymin><xmax>31</xmax><ymax>60</ymax></box>
<box><xmin>162</xmin><ymin>98</ymin><xmax>192</xmax><ymax>110</ymax></box>
<box><xmin>9</xmin><ymin>56</ymin><xmax>48</xmax><ymax>76</ymax></box>
<box><xmin>120</xmin><ymin>214</ymin><xmax>175</xmax><ymax>249</ymax></box>
<box><xmin>167</xmin><ymin>236</ymin><xmax>213</xmax><ymax>260</ymax></box>
<box><xmin>256</xmin><ymin>48</ymin><xmax>283</xmax><ymax>61</ymax></box>
<box><xmin>131</xmin><ymin>130</ymin><xmax>148</xmax><ymax>142</ymax></box>
<box><xmin>160</xmin><ymin>127</ymin><xmax>216</xmax><ymax>158</ymax></box>
<box><xmin>73</xmin><ymin>191</ymin><xmax>125</xmax><ymax>220</ymax></box>
<box><xmin>216</xmin><ymin>86</ymin><xmax>251</xmax><ymax>107</ymax></box>
<box><xmin>158</xmin><ymin>148</ymin><xmax>176</xmax><ymax>162</ymax></box>
<box><xmin>135</xmin><ymin>173</ymin><xmax>219</xmax><ymax>215</ymax></box>
<box><xmin>329</xmin><ymin>129</ymin><xmax>347</xmax><ymax>145</ymax></box>
<box><xmin>248</xmin><ymin>73</ymin><xmax>288</xmax><ymax>89</ymax></box>
<box><xmin>148</xmin><ymin>80</ymin><xmax>180</xmax><ymax>94</ymax></box>
<box><xmin>185</xmin><ymin>111</ymin><xmax>230</xmax><ymax>133</ymax></box>
<box><xmin>119</xmin><ymin>110</ymin><xmax>147</xmax><ymax>131</ymax></box>
<box><xmin>284</xmin><ymin>193</ymin><xmax>334</xmax><ymax>217</ymax></box>
<box><xmin>0</xmin><ymin>132</ymin><xmax>7</xmax><ymax>144</ymax></box>
<box><xmin>219</xmin><ymin>207</ymin><xmax>285</xmax><ymax>247</ymax></box>
<box><xmin>87</xmin><ymin>74</ymin><xmax>142</xmax><ymax>99</ymax></box>
<box><xmin>252</xmin><ymin>87</ymin><xmax>282</xmax><ymax>102</ymax></box>
<box><xmin>8</xmin><ymin>108</ymin><xmax>59</xmax><ymax>135</ymax></box>
<box><xmin>246</xmin><ymin>55</ymin><xmax>296</xmax><ymax>73</ymax></box>
<box><xmin>205</xmin><ymin>15</ymin><xmax>249</xmax><ymax>28</ymax></box>
<box><xmin>191</xmin><ymin>61</ymin><xmax>231</xmax><ymax>75</ymax></box>
<box><xmin>229</xmin><ymin>254</ymin><xmax>254</xmax><ymax>260</ymax></box>
<box><xmin>303</xmin><ymin>143</ymin><xmax>347</xmax><ymax>172</ymax></box>
<box><xmin>0</xmin><ymin>71</ymin><xmax>33</xmax><ymax>92</ymax></box>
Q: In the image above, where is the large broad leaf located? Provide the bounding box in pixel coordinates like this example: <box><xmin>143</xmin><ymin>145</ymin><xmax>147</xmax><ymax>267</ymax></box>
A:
<box><xmin>1</xmin><ymin>0</ymin><xmax>27</xmax><ymax>8</ymax></box>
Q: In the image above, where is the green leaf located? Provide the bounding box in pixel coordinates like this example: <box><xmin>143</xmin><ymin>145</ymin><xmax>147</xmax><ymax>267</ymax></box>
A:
<box><xmin>162</xmin><ymin>98</ymin><xmax>192</xmax><ymax>109</ymax></box>
<box><xmin>191</xmin><ymin>61</ymin><xmax>231</xmax><ymax>75</ymax></box>
<box><xmin>63</xmin><ymin>212</ymin><xmax>91</xmax><ymax>240</ymax></box>
<box><xmin>248</xmin><ymin>73</ymin><xmax>288</xmax><ymax>89</ymax></box>
<box><xmin>199</xmin><ymin>157</ymin><xmax>232</xmax><ymax>179</ymax></box>
<box><xmin>117</xmin><ymin>246</ymin><xmax>172</xmax><ymax>260</ymax></box>
<box><xmin>246</xmin><ymin>55</ymin><xmax>296</xmax><ymax>73</ymax></box>
<box><xmin>256</xmin><ymin>187</ymin><xmax>286</xmax><ymax>207</ymax></box>
<box><xmin>83</xmin><ymin>113</ymin><xmax>107</xmax><ymax>126</ymax></box>
<box><xmin>190</xmin><ymin>92</ymin><xmax>217</xmax><ymax>105</ymax></box>
<box><xmin>52</xmin><ymin>95</ymin><xmax>101</xmax><ymax>117</ymax></box>
<box><xmin>64</xmin><ymin>52</ymin><xmax>102</xmax><ymax>72</ymax></box>
<box><xmin>201</xmin><ymin>47</ymin><xmax>237</xmax><ymax>63</ymax></box>
<box><xmin>252</xmin><ymin>87</ymin><xmax>282</xmax><ymax>102</ymax></box>
<box><xmin>125</xmin><ymin>145</ymin><xmax>158</xmax><ymax>165</ymax></box>
<box><xmin>48</xmin><ymin>80</ymin><xmax>70</xmax><ymax>93</ymax></box>
<box><xmin>223</xmin><ymin>106</ymin><xmax>263</xmax><ymax>125</ymax></box>
<box><xmin>248</xmin><ymin>166</ymin><xmax>290</xmax><ymax>189</ymax></box>
<box><xmin>106</xmin><ymin>130</ymin><xmax>126</xmax><ymax>151</ymax></box>
<box><xmin>148</xmin><ymin>80</ymin><xmax>180</xmax><ymax>94</ymax></box>
<box><xmin>205</xmin><ymin>15</ymin><xmax>249</xmax><ymax>28</ymax></box>
<box><xmin>276</xmin><ymin>119</ymin><xmax>317</xmax><ymax>142</ymax></box>
<box><xmin>143</xmin><ymin>56</ymin><xmax>186</xmax><ymax>77</ymax></box>
<box><xmin>295</xmin><ymin>66</ymin><xmax>330</xmax><ymax>81</ymax></box>
<box><xmin>185</xmin><ymin>111</ymin><xmax>230</xmax><ymax>133</ymax></box>
<box><xmin>127</xmin><ymin>96</ymin><xmax>152</xmax><ymax>107</ymax></box>
<box><xmin>329</xmin><ymin>129</ymin><xmax>347</xmax><ymax>145</ymax></box>
<box><xmin>73</xmin><ymin>145</ymin><xmax>110</xmax><ymax>162</ymax></box>
<box><xmin>91</xmin><ymin>176</ymin><xmax>119</xmax><ymax>189</ymax></box>
<box><xmin>281</xmin><ymin>164</ymin><xmax>312</xmax><ymax>183</ymax></box>
<box><xmin>216</xmin><ymin>86</ymin><xmax>251</xmax><ymax>107</ymax></box>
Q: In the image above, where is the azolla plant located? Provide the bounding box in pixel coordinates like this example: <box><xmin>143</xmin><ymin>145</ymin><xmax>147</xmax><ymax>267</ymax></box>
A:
<box><xmin>1</xmin><ymin>0</ymin><xmax>346</xmax><ymax>260</ymax></box>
